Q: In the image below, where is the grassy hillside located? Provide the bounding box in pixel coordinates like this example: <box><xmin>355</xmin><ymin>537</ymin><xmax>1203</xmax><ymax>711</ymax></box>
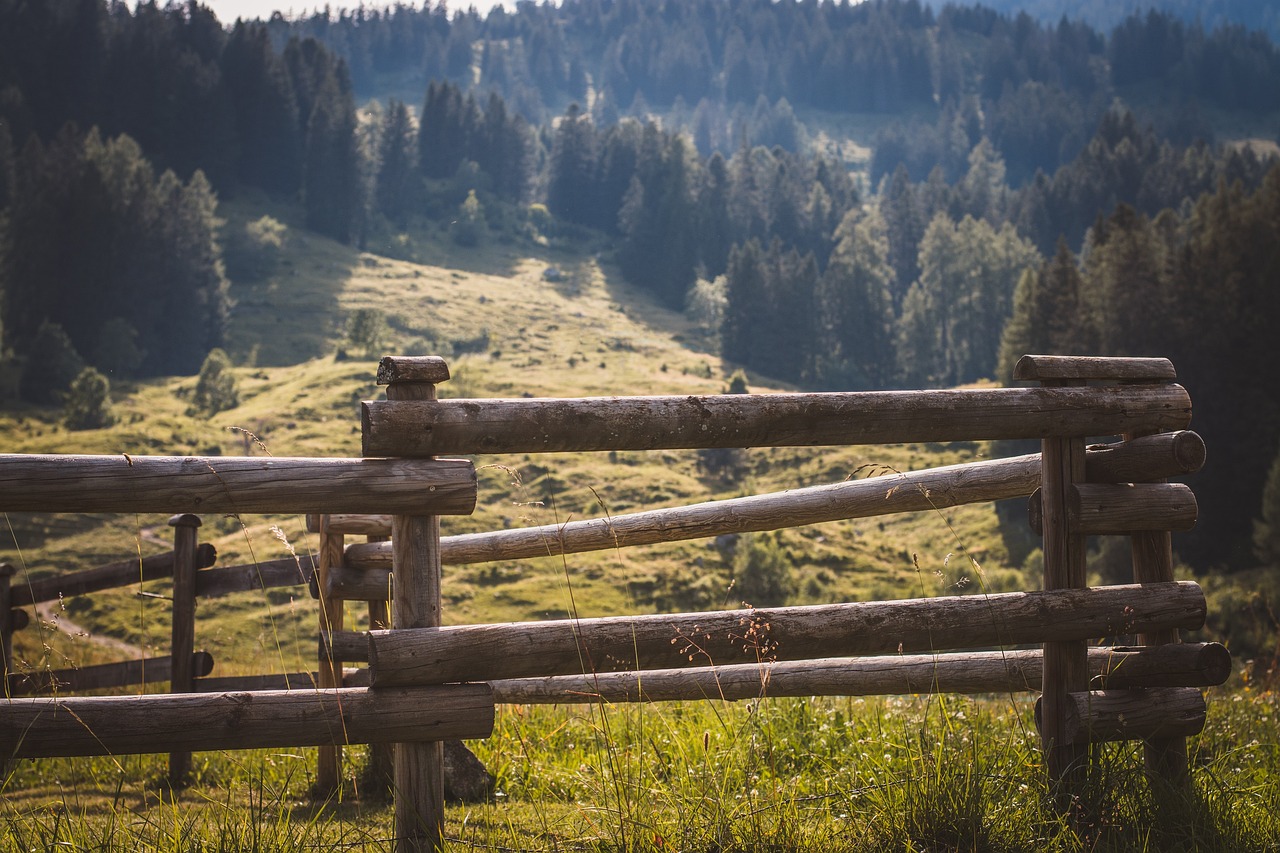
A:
<box><xmin>2</xmin><ymin>200</ymin><xmax>1031</xmax><ymax>682</ymax></box>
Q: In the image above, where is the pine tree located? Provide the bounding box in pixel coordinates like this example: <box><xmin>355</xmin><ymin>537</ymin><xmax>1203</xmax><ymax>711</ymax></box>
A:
<box><xmin>190</xmin><ymin>348</ymin><xmax>239</xmax><ymax>416</ymax></box>
<box><xmin>546</xmin><ymin>103</ymin><xmax>599</xmax><ymax>227</ymax></box>
<box><xmin>816</xmin><ymin>208</ymin><xmax>896</xmax><ymax>389</ymax></box>
<box><xmin>374</xmin><ymin>99</ymin><xmax>418</xmax><ymax>224</ymax></box>
<box><xmin>303</xmin><ymin>63</ymin><xmax>361</xmax><ymax>243</ymax></box>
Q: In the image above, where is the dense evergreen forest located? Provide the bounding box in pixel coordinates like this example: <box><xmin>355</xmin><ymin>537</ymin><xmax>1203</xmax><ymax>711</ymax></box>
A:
<box><xmin>1</xmin><ymin>0</ymin><xmax>1280</xmax><ymax>574</ymax></box>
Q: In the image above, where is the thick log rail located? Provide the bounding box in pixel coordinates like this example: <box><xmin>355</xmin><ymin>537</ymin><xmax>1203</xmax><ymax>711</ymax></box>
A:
<box><xmin>0</xmin><ymin>352</ymin><xmax>1227</xmax><ymax>849</ymax></box>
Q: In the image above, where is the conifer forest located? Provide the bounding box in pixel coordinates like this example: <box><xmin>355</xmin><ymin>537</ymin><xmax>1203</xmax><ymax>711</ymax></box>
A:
<box><xmin>2</xmin><ymin>0</ymin><xmax>1280</xmax><ymax>620</ymax></box>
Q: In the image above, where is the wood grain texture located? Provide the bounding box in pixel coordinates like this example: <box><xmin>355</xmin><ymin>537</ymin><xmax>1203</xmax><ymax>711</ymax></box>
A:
<box><xmin>378</xmin><ymin>356</ymin><xmax>450</xmax><ymax>386</ymax></box>
<box><xmin>315</xmin><ymin>519</ymin><xmax>346</xmax><ymax>796</ymax></box>
<box><xmin>1085</xmin><ymin>431</ymin><xmax>1205</xmax><ymax>482</ymax></box>
<box><xmin>13</xmin><ymin>545</ymin><xmax>217</xmax><ymax>607</ymax></box>
<box><xmin>385</xmin><ymin>376</ymin><xmax>447</xmax><ymax>853</ymax></box>
<box><xmin>307</xmin><ymin>514</ymin><xmax>394</xmax><ymax>535</ymax></box>
<box><xmin>367</xmin><ymin>582</ymin><xmax>1207</xmax><ymax>687</ymax></box>
<box><xmin>0</xmin><ymin>684</ymin><xmax>494</xmax><ymax>759</ymax></box>
<box><xmin>1028</xmin><ymin>483</ymin><xmax>1198</xmax><ymax>535</ymax></box>
<box><xmin>0</xmin><ymin>455</ymin><xmax>476</xmax><ymax>515</ymax></box>
<box><xmin>1036</xmin><ymin>687</ymin><xmax>1207</xmax><ymax>745</ymax></box>
<box><xmin>168</xmin><ymin>514</ymin><xmax>201</xmax><ymax>784</ymax></box>
<box><xmin>344</xmin><ymin>453</ymin><xmax>1045</xmax><ymax>573</ymax></box>
<box><xmin>1040</xmin><ymin>428</ymin><xmax>1089</xmax><ymax>786</ymax></box>
<box><xmin>487</xmin><ymin>643</ymin><xmax>1230</xmax><ymax>704</ymax></box>
<box><xmin>195</xmin><ymin>556</ymin><xmax>312</xmax><ymax>599</ymax></box>
<box><xmin>1124</xmin><ymin>425</ymin><xmax>1189</xmax><ymax>783</ymax></box>
<box><xmin>1013</xmin><ymin>355</ymin><xmax>1177</xmax><ymax>382</ymax></box>
<box><xmin>361</xmin><ymin>385</ymin><xmax>1192</xmax><ymax>457</ymax></box>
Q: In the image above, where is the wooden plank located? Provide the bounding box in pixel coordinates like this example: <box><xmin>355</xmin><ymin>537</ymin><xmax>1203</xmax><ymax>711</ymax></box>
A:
<box><xmin>13</xmin><ymin>545</ymin><xmax>217</xmax><ymax>607</ymax></box>
<box><xmin>1028</xmin><ymin>483</ymin><xmax>1198</xmax><ymax>535</ymax></box>
<box><xmin>488</xmin><ymin>643</ymin><xmax>1231</xmax><ymax>704</ymax></box>
<box><xmin>7</xmin><ymin>652</ymin><xmax>215</xmax><ymax>695</ymax></box>
<box><xmin>367</xmin><ymin>582</ymin><xmax>1207</xmax><ymax>688</ymax></box>
<box><xmin>0</xmin><ymin>684</ymin><xmax>494</xmax><ymax>759</ymax></box>
<box><xmin>0</xmin><ymin>455</ymin><xmax>476</xmax><ymax>516</ymax></box>
<box><xmin>361</xmin><ymin>385</ymin><xmax>1193</xmax><ymax>457</ymax></box>
<box><xmin>195</xmin><ymin>556</ymin><xmax>312</xmax><ymax>599</ymax></box>
<box><xmin>1037</xmin><ymin>687</ymin><xmax>1207</xmax><ymax>745</ymax></box>
<box><xmin>1013</xmin><ymin>355</ymin><xmax>1177</xmax><ymax>383</ymax></box>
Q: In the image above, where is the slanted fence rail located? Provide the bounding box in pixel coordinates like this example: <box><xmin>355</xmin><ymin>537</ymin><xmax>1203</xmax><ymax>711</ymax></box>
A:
<box><xmin>1</xmin><ymin>353</ymin><xmax>1229</xmax><ymax>853</ymax></box>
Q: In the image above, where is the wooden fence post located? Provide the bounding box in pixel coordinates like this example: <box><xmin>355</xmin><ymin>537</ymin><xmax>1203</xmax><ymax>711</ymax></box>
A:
<box><xmin>1</xmin><ymin>562</ymin><xmax>15</xmax><ymax>693</ymax></box>
<box><xmin>365</xmin><ymin>531</ymin><xmax>394</xmax><ymax>797</ymax></box>
<box><xmin>316</xmin><ymin>515</ymin><xmax>346</xmax><ymax>797</ymax></box>
<box><xmin>168</xmin><ymin>513</ymin><xmax>201</xmax><ymax>787</ymax></box>
<box><xmin>1014</xmin><ymin>363</ymin><xmax>1091</xmax><ymax>802</ymax></box>
<box><xmin>1125</xmin><ymin>422</ymin><xmax>1190</xmax><ymax>785</ymax></box>
<box><xmin>381</xmin><ymin>357</ymin><xmax>450</xmax><ymax>853</ymax></box>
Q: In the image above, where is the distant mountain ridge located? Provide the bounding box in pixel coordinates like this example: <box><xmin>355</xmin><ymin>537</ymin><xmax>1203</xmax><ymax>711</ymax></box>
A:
<box><xmin>976</xmin><ymin>0</ymin><xmax>1279</xmax><ymax>44</ymax></box>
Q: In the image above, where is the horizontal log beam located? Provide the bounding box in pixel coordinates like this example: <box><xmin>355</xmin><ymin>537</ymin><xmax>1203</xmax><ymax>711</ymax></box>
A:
<box><xmin>196</xmin><ymin>556</ymin><xmax>312</xmax><ymax>599</ymax></box>
<box><xmin>343</xmin><ymin>436</ymin><xmax>1206</xmax><ymax>573</ymax></box>
<box><xmin>11</xmin><ymin>545</ymin><xmax>217</xmax><ymax>607</ymax></box>
<box><xmin>0</xmin><ymin>684</ymin><xmax>494</xmax><ymax>758</ymax></box>
<box><xmin>345</xmin><ymin>453</ymin><xmax>1046</xmax><ymax>573</ymax></box>
<box><xmin>1036</xmin><ymin>687</ymin><xmax>1207</xmax><ymax>745</ymax></box>
<box><xmin>1029</xmin><ymin>483</ymin><xmax>1198</xmax><ymax>535</ymax></box>
<box><xmin>1013</xmin><ymin>355</ymin><xmax>1177</xmax><ymax>383</ymax></box>
<box><xmin>323</xmin><ymin>630</ymin><xmax>372</xmax><ymax>662</ymax></box>
<box><xmin>487</xmin><ymin>643</ymin><xmax>1231</xmax><ymax>704</ymax></box>
<box><xmin>7</xmin><ymin>652</ymin><xmax>215</xmax><ymax>696</ymax></box>
<box><xmin>378</xmin><ymin>356</ymin><xmax>450</xmax><ymax>385</ymax></box>
<box><xmin>361</xmin><ymin>385</ymin><xmax>1192</xmax><ymax>457</ymax></box>
<box><xmin>0</xmin><ymin>455</ymin><xmax>476</xmax><ymax>516</ymax></box>
<box><xmin>1085</xmin><ymin>431</ymin><xmax>1205</xmax><ymax>482</ymax></box>
<box><xmin>367</xmin><ymin>582</ymin><xmax>1206</xmax><ymax>687</ymax></box>
<box><xmin>196</xmin><ymin>669</ymin><xmax>370</xmax><ymax>692</ymax></box>
<box><xmin>306</xmin><ymin>514</ymin><xmax>394</xmax><ymax>536</ymax></box>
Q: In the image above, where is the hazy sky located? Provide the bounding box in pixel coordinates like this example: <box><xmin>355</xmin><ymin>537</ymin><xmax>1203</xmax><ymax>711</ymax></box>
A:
<box><xmin>197</xmin><ymin>0</ymin><xmax>513</xmax><ymax>24</ymax></box>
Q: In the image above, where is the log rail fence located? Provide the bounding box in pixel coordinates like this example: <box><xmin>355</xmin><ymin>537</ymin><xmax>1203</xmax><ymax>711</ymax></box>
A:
<box><xmin>0</xmin><ymin>353</ymin><xmax>1230</xmax><ymax>852</ymax></box>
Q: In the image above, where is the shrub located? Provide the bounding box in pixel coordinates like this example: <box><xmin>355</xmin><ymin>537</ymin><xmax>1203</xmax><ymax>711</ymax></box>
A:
<box><xmin>20</xmin><ymin>320</ymin><xmax>84</xmax><ymax>403</ymax></box>
<box><xmin>732</xmin><ymin>531</ymin><xmax>795</xmax><ymax>607</ymax></box>
<box><xmin>190</xmin><ymin>348</ymin><xmax>239</xmax><ymax>416</ymax></box>
<box><xmin>347</xmin><ymin>308</ymin><xmax>388</xmax><ymax>357</ymax></box>
<box><xmin>63</xmin><ymin>367</ymin><xmax>115</xmax><ymax>430</ymax></box>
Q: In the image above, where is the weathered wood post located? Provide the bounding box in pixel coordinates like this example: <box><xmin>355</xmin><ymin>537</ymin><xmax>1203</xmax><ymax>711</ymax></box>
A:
<box><xmin>1124</xmin><ymin>419</ymin><xmax>1192</xmax><ymax>783</ymax></box>
<box><xmin>364</xmin><ymin>529</ymin><xmax>395</xmax><ymax>797</ymax></box>
<box><xmin>316</xmin><ymin>515</ymin><xmax>346</xmax><ymax>796</ymax></box>
<box><xmin>1</xmin><ymin>562</ymin><xmax>15</xmax><ymax>692</ymax></box>
<box><xmin>381</xmin><ymin>356</ymin><xmax>450</xmax><ymax>853</ymax></box>
<box><xmin>168</xmin><ymin>513</ymin><xmax>201</xmax><ymax>786</ymax></box>
<box><xmin>1017</xmin><ymin>361</ymin><xmax>1089</xmax><ymax>797</ymax></box>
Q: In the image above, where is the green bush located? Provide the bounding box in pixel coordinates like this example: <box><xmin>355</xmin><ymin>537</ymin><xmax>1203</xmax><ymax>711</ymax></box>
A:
<box><xmin>190</xmin><ymin>348</ymin><xmax>239</xmax><ymax>416</ymax></box>
<box><xmin>63</xmin><ymin>366</ymin><xmax>115</xmax><ymax>430</ymax></box>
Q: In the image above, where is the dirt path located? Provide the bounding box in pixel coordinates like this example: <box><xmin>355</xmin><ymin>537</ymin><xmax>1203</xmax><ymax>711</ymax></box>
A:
<box><xmin>33</xmin><ymin>601</ymin><xmax>148</xmax><ymax>659</ymax></box>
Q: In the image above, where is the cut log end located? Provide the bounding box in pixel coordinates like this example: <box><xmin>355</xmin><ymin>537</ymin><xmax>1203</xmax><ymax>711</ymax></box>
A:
<box><xmin>377</xmin><ymin>356</ymin><xmax>450</xmax><ymax>386</ymax></box>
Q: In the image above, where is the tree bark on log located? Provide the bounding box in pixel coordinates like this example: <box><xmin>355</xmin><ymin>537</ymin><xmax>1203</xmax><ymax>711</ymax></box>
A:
<box><xmin>361</xmin><ymin>385</ymin><xmax>1192</xmax><ymax>457</ymax></box>
<box><xmin>367</xmin><ymin>582</ymin><xmax>1206</xmax><ymax>687</ymax></box>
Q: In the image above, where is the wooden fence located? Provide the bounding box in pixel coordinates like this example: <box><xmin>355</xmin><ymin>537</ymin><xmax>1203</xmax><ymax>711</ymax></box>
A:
<box><xmin>0</xmin><ymin>353</ymin><xmax>1230</xmax><ymax>853</ymax></box>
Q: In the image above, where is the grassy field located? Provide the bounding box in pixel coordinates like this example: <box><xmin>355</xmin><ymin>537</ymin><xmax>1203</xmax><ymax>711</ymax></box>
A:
<box><xmin>2</xmin><ymin>205</ymin><xmax>1276</xmax><ymax>850</ymax></box>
